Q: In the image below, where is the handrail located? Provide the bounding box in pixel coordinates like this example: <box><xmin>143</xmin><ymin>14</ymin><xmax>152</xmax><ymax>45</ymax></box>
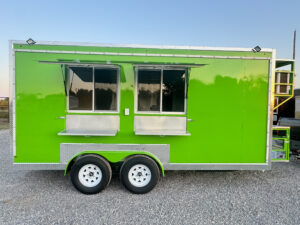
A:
<box><xmin>273</xmin><ymin>69</ymin><xmax>294</xmax><ymax>110</ymax></box>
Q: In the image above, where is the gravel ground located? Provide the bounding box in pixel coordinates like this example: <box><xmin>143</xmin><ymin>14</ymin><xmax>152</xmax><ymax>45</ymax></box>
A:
<box><xmin>0</xmin><ymin>129</ymin><xmax>300</xmax><ymax>225</ymax></box>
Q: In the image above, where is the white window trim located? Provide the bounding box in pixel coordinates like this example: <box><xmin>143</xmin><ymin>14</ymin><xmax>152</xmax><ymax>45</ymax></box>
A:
<box><xmin>134</xmin><ymin>66</ymin><xmax>187</xmax><ymax>115</ymax></box>
<box><xmin>67</xmin><ymin>65</ymin><xmax>120</xmax><ymax>114</ymax></box>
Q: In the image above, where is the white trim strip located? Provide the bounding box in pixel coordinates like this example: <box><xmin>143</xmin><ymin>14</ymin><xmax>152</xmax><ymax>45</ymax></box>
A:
<box><xmin>12</xmin><ymin>162</ymin><xmax>270</xmax><ymax>171</ymax></box>
<box><xmin>11</xmin><ymin>40</ymin><xmax>274</xmax><ymax>53</ymax></box>
<box><xmin>14</xmin><ymin>49</ymin><xmax>271</xmax><ymax>60</ymax></box>
<box><xmin>266</xmin><ymin>49</ymin><xmax>276</xmax><ymax>164</ymax></box>
<box><xmin>164</xmin><ymin>163</ymin><xmax>270</xmax><ymax>170</ymax></box>
<box><xmin>9</xmin><ymin>41</ymin><xmax>16</xmax><ymax>158</ymax></box>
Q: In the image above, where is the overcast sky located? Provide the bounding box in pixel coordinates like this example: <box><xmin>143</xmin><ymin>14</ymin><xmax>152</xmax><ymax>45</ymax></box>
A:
<box><xmin>0</xmin><ymin>0</ymin><xmax>299</xmax><ymax>97</ymax></box>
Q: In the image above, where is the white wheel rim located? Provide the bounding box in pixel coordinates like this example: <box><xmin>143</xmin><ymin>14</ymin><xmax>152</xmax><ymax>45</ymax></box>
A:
<box><xmin>128</xmin><ymin>164</ymin><xmax>152</xmax><ymax>187</ymax></box>
<box><xmin>78</xmin><ymin>164</ymin><xmax>102</xmax><ymax>188</ymax></box>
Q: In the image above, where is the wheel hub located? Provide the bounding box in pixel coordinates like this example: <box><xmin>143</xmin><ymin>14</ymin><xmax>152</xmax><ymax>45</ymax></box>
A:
<box><xmin>78</xmin><ymin>164</ymin><xmax>102</xmax><ymax>188</ymax></box>
<box><xmin>128</xmin><ymin>164</ymin><xmax>152</xmax><ymax>187</ymax></box>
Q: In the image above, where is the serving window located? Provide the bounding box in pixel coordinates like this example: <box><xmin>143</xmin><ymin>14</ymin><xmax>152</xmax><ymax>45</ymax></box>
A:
<box><xmin>136</xmin><ymin>68</ymin><xmax>187</xmax><ymax>114</ymax></box>
<box><xmin>68</xmin><ymin>66</ymin><xmax>120</xmax><ymax>112</ymax></box>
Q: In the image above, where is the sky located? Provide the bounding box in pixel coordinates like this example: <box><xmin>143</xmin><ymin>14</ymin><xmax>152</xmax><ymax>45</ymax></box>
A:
<box><xmin>0</xmin><ymin>0</ymin><xmax>299</xmax><ymax>97</ymax></box>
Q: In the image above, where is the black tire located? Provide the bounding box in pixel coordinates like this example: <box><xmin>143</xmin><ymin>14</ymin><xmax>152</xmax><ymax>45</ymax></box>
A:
<box><xmin>120</xmin><ymin>155</ymin><xmax>160</xmax><ymax>194</ymax></box>
<box><xmin>70</xmin><ymin>155</ymin><xmax>112</xmax><ymax>194</ymax></box>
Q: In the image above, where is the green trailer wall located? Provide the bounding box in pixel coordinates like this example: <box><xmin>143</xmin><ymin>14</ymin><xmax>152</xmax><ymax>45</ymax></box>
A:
<box><xmin>12</xmin><ymin>43</ymin><xmax>272</xmax><ymax>166</ymax></box>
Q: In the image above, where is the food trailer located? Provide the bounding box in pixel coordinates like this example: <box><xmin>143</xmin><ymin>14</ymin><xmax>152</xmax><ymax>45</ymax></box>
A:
<box><xmin>9</xmin><ymin>40</ymin><xmax>294</xmax><ymax>194</ymax></box>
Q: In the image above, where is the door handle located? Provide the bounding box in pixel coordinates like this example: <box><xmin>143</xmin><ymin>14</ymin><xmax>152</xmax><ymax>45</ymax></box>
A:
<box><xmin>57</xmin><ymin>116</ymin><xmax>65</xmax><ymax>119</ymax></box>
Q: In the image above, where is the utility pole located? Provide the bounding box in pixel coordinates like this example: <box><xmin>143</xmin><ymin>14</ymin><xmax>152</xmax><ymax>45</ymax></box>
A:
<box><xmin>293</xmin><ymin>30</ymin><xmax>296</xmax><ymax>60</ymax></box>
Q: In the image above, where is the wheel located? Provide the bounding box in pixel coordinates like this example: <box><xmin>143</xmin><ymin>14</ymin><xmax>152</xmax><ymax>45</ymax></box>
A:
<box><xmin>70</xmin><ymin>155</ymin><xmax>112</xmax><ymax>194</ymax></box>
<box><xmin>120</xmin><ymin>155</ymin><xmax>160</xmax><ymax>194</ymax></box>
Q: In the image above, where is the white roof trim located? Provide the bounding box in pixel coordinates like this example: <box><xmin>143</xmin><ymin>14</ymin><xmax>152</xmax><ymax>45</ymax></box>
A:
<box><xmin>10</xmin><ymin>40</ymin><xmax>274</xmax><ymax>53</ymax></box>
<box><xmin>276</xmin><ymin>58</ymin><xmax>295</xmax><ymax>62</ymax></box>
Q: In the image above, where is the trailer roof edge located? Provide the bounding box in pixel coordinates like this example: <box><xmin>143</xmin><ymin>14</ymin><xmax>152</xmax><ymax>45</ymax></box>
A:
<box><xmin>276</xmin><ymin>58</ymin><xmax>295</xmax><ymax>62</ymax></box>
<box><xmin>9</xmin><ymin>40</ymin><xmax>274</xmax><ymax>53</ymax></box>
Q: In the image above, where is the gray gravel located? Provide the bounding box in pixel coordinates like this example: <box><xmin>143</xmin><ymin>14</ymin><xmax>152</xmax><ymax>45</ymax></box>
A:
<box><xmin>1</xmin><ymin>129</ymin><xmax>300</xmax><ymax>225</ymax></box>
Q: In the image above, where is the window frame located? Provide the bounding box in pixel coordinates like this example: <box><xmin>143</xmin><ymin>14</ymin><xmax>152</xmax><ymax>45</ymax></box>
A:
<box><xmin>134</xmin><ymin>66</ymin><xmax>188</xmax><ymax>115</ymax></box>
<box><xmin>67</xmin><ymin>64</ymin><xmax>120</xmax><ymax>114</ymax></box>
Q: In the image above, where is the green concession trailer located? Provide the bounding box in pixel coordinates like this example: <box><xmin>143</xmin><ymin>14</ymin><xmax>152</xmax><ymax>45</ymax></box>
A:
<box><xmin>9</xmin><ymin>40</ymin><xmax>294</xmax><ymax>194</ymax></box>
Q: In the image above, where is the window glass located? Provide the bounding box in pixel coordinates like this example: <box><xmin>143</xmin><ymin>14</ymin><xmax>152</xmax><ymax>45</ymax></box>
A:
<box><xmin>138</xmin><ymin>70</ymin><xmax>161</xmax><ymax>111</ymax></box>
<box><xmin>94</xmin><ymin>68</ymin><xmax>118</xmax><ymax>110</ymax></box>
<box><xmin>162</xmin><ymin>70</ymin><xmax>185</xmax><ymax>112</ymax></box>
<box><xmin>69</xmin><ymin>67</ymin><xmax>93</xmax><ymax>110</ymax></box>
<box><xmin>137</xmin><ymin>68</ymin><xmax>186</xmax><ymax>113</ymax></box>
